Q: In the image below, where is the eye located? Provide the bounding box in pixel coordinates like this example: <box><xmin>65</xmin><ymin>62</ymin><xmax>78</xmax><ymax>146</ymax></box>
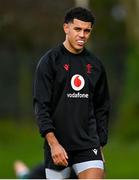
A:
<box><xmin>74</xmin><ymin>27</ymin><xmax>81</xmax><ymax>32</ymax></box>
<box><xmin>84</xmin><ymin>29</ymin><xmax>91</xmax><ymax>33</ymax></box>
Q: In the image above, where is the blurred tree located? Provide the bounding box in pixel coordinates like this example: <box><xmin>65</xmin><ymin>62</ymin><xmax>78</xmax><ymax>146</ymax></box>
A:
<box><xmin>115</xmin><ymin>0</ymin><xmax>139</xmax><ymax>141</ymax></box>
<box><xmin>75</xmin><ymin>0</ymin><xmax>89</xmax><ymax>8</ymax></box>
<box><xmin>0</xmin><ymin>0</ymin><xmax>74</xmax><ymax>120</ymax></box>
<box><xmin>90</xmin><ymin>0</ymin><xmax>127</xmax><ymax>121</ymax></box>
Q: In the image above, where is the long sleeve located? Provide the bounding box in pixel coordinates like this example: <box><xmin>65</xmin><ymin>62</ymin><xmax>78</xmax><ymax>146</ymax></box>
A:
<box><xmin>33</xmin><ymin>55</ymin><xmax>55</xmax><ymax>137</ymax></box>
<box><xmin>93</xmin><ymin>65</ymin><xmax>110</xmax><ymax>146</ymax></box>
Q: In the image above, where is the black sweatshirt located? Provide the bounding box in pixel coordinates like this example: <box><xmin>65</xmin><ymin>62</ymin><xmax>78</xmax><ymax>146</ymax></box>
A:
<box><xmin>33</xmin><ymin>44</ymin><xmax>110</xmax><ymax>151</ymax></box>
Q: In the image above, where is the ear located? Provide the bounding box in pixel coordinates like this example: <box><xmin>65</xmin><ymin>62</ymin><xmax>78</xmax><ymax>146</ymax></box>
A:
<box><xmin>63</xmin><ymin>23</ymin><xmax>69</xmax><ymax>34</ymax></box>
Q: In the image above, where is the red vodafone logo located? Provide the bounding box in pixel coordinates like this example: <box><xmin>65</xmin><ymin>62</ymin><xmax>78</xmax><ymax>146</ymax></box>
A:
<box><xmin>71</xmin><ymin>74</ymin><xmax>85</xmax><ymax>91</ymax></box>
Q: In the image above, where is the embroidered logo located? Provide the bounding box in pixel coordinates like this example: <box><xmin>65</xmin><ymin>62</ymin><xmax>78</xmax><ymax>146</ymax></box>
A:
<box><xmin>92</xmin><ymin>148</ymin><xmax>98</xmax><ymax>155</ymax></box>
<box><xmin>86</xmin><ymin>64</ymin><xmax>92</xmax><ymax>74</ymax></box>
<box><xmin>64</xmin><ymin>64</ymin><xmax>69</xmax><ymax>71</ymax></box>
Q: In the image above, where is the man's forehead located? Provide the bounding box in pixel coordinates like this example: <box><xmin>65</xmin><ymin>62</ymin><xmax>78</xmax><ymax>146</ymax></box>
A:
<box><xmin>71</xmin><ymin>18</ymin><xmax>92</xmax><ymax>28</ymax></box>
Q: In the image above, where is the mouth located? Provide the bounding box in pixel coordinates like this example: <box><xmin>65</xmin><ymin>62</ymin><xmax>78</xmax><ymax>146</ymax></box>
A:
<box><xmin>77</xmin><ymin>40</ymin><xmax>85</xmax><ymax>46</ymax></box>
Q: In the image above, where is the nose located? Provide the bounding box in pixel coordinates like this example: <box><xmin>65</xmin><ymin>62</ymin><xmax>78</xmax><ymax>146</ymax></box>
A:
<box><xmin>79</xmin><ymin>30</ymin><xmax>85</xmax><ymax>37</ymax></box>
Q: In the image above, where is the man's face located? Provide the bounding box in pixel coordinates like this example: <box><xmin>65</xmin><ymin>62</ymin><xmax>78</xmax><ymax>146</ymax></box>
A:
<box><xmin>63</xmin><ymin>18</ymin><xmax>92</xmax><ymax>54</ymax></box>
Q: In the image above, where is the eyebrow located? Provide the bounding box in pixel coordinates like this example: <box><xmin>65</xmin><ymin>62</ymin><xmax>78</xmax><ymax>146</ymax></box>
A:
<box><xmin>74</xmin><ymin>27</ymin><xmax>92</xmax><ymax>31</ymax></box>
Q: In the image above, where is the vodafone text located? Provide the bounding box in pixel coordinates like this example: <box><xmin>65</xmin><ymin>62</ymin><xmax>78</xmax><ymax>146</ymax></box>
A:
<box><xmin>67</xmin><ymin>92</ymin><xmax>89</xmax><ymax>98</ymax></box>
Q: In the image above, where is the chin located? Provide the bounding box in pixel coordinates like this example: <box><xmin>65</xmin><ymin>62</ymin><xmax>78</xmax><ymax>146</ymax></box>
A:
<box><xmin>72</xmin><ymin>45</ymin><xmax>84</xmax><ymax>53</ymax></box>
<box><xmin>75</xmin><ymin>44</ymin><xmax>82</xmax><ymax>49</ymax></box>
<box><xmin>76</xmin><ymin>47</ymin><xmax>84</xmax><ymax>51</ymax></box>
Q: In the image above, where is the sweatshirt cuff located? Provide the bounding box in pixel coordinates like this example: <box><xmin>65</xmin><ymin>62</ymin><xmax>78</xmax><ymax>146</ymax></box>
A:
<box><xmin>41</xmin><ymin>128</ymin><xmax>55</xmax><ymax>137</ymax></box>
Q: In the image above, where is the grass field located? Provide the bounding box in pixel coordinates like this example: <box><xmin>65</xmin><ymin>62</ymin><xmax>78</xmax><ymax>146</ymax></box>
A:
<box><xmin>0</xmin><ymin>120</ymin><xmax>43</xmax><ymax>178</ymax></box>
<box><xmin>0</xmin><ymin>120</ymin><xmax>139</xmax><ymax>179</ymax></box>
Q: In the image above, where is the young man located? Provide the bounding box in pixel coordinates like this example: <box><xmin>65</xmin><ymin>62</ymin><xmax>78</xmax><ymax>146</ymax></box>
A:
<box><xmin>33</xmin><ymin>7</ymin><xmax>110</xmax><ymax>179</ymax></box>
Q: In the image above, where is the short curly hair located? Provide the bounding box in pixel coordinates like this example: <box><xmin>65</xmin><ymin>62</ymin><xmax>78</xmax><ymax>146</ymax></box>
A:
<box><xmin>64</xmin><ymin>7</ymin><xmax>95</xmax><ymax>26</ymax></box>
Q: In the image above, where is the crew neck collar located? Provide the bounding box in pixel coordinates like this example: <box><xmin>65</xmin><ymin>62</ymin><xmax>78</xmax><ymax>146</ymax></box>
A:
<box><xmin>60</xmin><ymin>43</ymin><xmax>86</xmax><ymax>56</ymax></box>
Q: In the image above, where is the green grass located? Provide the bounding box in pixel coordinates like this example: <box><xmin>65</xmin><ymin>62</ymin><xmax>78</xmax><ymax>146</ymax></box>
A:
<box><xmin>0</xmin><ymin>119</ymin><xmax>43</xmax><ymax>178</ymax></box>
<box><xmin>0</xmin><ymin>120</ymin><xmax>139</xmax><ymax>178</ymax></box>
<box><xmin>104</xmin><ymin>138</ymin><xmax>139</xmax><ymax>178</ymax></box>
